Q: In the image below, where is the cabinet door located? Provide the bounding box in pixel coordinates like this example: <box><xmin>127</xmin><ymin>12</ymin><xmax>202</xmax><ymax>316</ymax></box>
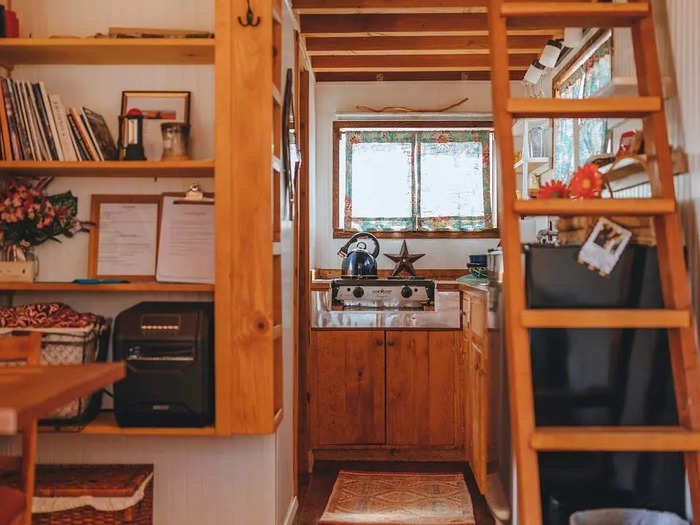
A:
<box><xmin>470</xmin><ymin>341</ymin><xmax>489</xmax><ymax>493</ymax></box>
<box><xmin>310</xmin><ymin>331</ymin><xmax>385</xmax><ymax>446</ymax></box>
<box><xmin>386</xmin><ymin>331</ymin><xmax>459</xmax><ymax>447</ymax></box>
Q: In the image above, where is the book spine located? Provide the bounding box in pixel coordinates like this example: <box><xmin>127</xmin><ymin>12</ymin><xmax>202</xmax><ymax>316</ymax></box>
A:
<box><xmin>1</xmin><ymin>79</ymin><xmax>21</xmax><ymax>160</ymax></box>
<box><xmin>0</xmin><ymin>80</ymin><xmax>12</xmax><ymax>160</ymax></box>
<box><xmin>66</xmin><ymin>116</ymin><xmax>83</xmax><ymax>161</ymax></box>
<box><xmin>9</xmin><ymin>80</ymin><xmax>33</xmax><ymax>160</ymax></box>
<box><xmin>67</xmin><ymin>112</ymin><xmax>90</xmax><ymax>161</ymax></box>
<box><xmin>22</xmin><ymin>81</ymin><xmax>49</xmax><ymax>161</ymax></box>
<box><xmin>49</xmin><ymin>95</ymin><xmax>78</xmax><ymax>162</ymax></box>
<box><xmin>69</xmin><ymin>107</ymin><xmax>99</xmax><ymax>160</ymax></box>
<box><xmin>32</xmin><ymin>83</ymin><xmax>59</xmax><ymax>160</ymax></box>
<box><xmin>80</xmin><ymin>109</ymin><xmax>104</xmax><ymax>161</ymax></box>
<box><xmin>39</xmin><ymin>82</ymin><xmax>64</xmax><ymax>161</ymax></box>
<box><xmin>0</xmin><ymin>6</ymin><xmax>5</xmax><ymax>39</ymax></box>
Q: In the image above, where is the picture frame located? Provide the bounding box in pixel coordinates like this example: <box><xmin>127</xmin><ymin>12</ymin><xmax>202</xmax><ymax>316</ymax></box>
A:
<box><xmin>88</xmin><ymin>195</ymin><xmax>161</xmax><ymax>281</ymax></box>
<box><xmin>120</xmin><ymin>91</ymin><xmax>191</xmax><ymax>161</ymax></box>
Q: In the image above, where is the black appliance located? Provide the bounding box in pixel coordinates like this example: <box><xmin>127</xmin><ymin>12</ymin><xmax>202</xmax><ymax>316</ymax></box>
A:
<box><xmin>337</xmin><ymin>232</ymin><xmax>380</xmax><ymax>277</ymax></box>
<box><xmin>113</xmin><ymin>302</ymin><xmax>214</xmax><ymax>427</ymax></box>
<box><xmin>526</xmin><ymin>246</ymin><xmax>685</xmax><ymax>524</ymax></box>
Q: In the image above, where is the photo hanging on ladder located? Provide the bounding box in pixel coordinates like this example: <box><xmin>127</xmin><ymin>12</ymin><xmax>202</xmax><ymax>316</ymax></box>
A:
<box><xmin>577</xmin><ymin>218</ymin><xmax>632</xmax><ymax>277</ymax></box>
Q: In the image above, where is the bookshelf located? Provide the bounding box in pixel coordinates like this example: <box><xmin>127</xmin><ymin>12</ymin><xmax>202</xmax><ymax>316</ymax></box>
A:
<box><xmin>0</xmin><ymin>160</ymin><xmax>214</xmax><ymax>177</ymax></box>
<box><xmin>0</xmin><ymin>38</ymin><xmax>214</xmax><ymax>65</ymax></box>
<box><xmin>1</xmin><ymin>0</ymin><xmax>288</xmax><ymax>437</ymax></box>
<box><xmin>40</xmin><ymin>412</ymin><xmax>217</xmax><ymax>436</ymax></box>
<box><xmin>0</xmin><ymin>282</ymin><xmax>213</xmax><ymax>292</ymax></box>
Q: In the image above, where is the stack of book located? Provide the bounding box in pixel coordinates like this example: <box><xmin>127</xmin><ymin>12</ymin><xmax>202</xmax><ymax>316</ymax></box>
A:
<box><xmin>0</xmin><ymin>78</ymin><xmax>118</xmax><ymax>162</ymax></box>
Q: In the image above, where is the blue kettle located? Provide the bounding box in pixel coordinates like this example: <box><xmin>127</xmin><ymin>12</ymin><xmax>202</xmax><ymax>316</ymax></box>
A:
<box><xmin>338</xmin><ymin>232</ymin><xmax>380</xmax><ymax>278</ymax></box>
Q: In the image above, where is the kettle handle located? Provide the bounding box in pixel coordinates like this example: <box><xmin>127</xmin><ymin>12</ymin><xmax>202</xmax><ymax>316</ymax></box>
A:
<box><xmin>337</xmin><ymin>232</ymin><xmax>380</xmax><ymax>259</ymax></box>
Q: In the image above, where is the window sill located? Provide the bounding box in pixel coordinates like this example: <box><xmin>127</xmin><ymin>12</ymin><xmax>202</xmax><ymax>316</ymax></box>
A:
<box><xmin>333</xmin><ymin>229</ymin><xmax>500</xmax><ymax>240</ymax></box>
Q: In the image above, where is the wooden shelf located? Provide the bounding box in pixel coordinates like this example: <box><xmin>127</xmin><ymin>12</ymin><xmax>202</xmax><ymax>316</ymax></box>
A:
<box><xmin>0</xmin><ymin>38</ymin><xmax>214</xmax><ymax>65</ymax></box>
<box><xmin>514</xmin><ymin>198</ymin><xmax>676</xmax><ymax>216</ymax></box>
<box><xmin>0</xmin><ymin>282</ymin><xmax>214</xmax><ymax>292</ymax></box>
<box><xmin>502</xmin><ymin>2</ymin><xmax>649</xmax><ymax>29</ymax></box>
<box><xmin>0</xmin><ymin>160</ymin><xmax>214</xmax><ymax>178</ymax></box>
<box><xmin>507</xmin><ymin>97</ymin><xmax>662</xmax><ymax>119</ymax></box>
<box><xmin>40</xmin><ymin>412</ymin><xmax>217</xmax><ymax>436</ymax></box>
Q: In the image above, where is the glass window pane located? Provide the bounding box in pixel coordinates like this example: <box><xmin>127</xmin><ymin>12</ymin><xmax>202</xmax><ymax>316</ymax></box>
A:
<box><xmin>349</xmin><ymin>141</ymin><xmax>413</xmax><ymax>218</ymax></box>
<box><xmin>554</xmin><ymin>118</ymin><xmax>575</xmax><ymax>180</ymax></box>
<box><xmin>578</xmin><ymin>118</ymin><xmax>608</xmax><ymax>166</ymax></box>
<box><xmin>420</xmin><ymin>141</ymin><xmax>485</xmax><ymax>218</ymax></box>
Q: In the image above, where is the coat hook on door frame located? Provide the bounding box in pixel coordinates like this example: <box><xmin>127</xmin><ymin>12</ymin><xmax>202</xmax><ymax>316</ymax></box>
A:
<box><xmin>238</xmin><ymin>0</ymin><xmax>261</xmax><ymax>27</ymax></box>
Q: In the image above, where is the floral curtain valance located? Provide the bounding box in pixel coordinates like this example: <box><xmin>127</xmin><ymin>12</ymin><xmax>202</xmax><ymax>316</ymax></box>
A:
<box><xmin>341</xmin><ymin>129</ymin><xmax>493</xmax><ymax>233</ymax></box>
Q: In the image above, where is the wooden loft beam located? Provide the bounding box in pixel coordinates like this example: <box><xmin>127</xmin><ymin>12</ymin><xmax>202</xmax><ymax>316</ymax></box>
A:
<box><xmin>310</xmin><ymin>53</ymin><xmax>534</xmax><ymax>72</ymax></box>
<box><xmin>314</xmin><ymin>70</ymin><xmax>524</xmax><ymax>82</ymax></box>
<box><xmin>293</xmin><ymin>0</ymin><xmax>584</xmax><ymax>14</ymax></box>
<box><xmin>300</xmin><ymin>14</ymin><xmax>561</xmax><ymax>37</ymax></box>
<box><xmin>305</xmin><ymin>35</ymin><xmax>547</xmax><ymax>55</ymax></box>
<box><xmin>294</xmin><ymin>0</ymin><xmax>487</xmax><ymax>14</ymax></box>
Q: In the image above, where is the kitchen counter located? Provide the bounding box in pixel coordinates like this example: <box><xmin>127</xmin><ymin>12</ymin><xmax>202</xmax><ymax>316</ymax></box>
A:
<box><xmin>311</xmin><ymin>288</ymin><xmax>461</xmax><ymax>330</ymax></box>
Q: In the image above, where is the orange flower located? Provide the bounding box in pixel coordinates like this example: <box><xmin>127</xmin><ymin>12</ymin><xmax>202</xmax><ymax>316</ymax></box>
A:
<box><xmin>569</xmin><ymin>163</ymin><xmax>603</xmax><ymax>199</ymax></box>
<box><xmin>537</xmin><ymin>180</ymin><xmax>569</xmax><ymax>199</ymax></box>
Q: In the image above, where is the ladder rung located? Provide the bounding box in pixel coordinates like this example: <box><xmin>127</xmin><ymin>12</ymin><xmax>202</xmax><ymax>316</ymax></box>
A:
<box><xmin>513</xmin><ymin>198</ymin><xmax>675</xmax><ymax>217</ymax></box>
<box><xmin>522</xmin><ymin>309</ymin><xmax>690</xmax><ymax>329</ymax></box>
<box><xmin>502</xmin><ymin>2</ymin><xmax>649</xmax><ymax>29</ymax></box>
<box><xmin>507</xmin><ymin>97</ymin><xmax>661</xmax><ymax>119</ymax></box>
<box><xmin>532</xmin><ymin>426</ymin><xmax>700</xmax><ymax>452</ymax></box>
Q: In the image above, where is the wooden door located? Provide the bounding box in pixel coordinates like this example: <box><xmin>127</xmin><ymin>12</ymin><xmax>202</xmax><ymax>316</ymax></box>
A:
<box><xmin>386</xmin><ymin>331</ymin><xmax>460</xmax><ymax>447</ymax></box>
<box><xmin>309</xmin><ymin>331</ymin><xmax>385</xmax><ymax>446</ymax></box>
<box><xmin>467</xmin><ymin>291</ymin><xmax>489</xmax><ymax>492</ymax></box>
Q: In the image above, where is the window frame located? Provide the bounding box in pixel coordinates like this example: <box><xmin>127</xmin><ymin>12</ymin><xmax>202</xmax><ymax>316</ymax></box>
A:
<box><xmin>551</xmin><ymin>29</ymin><xmax>614</xmax><ymax>179</ymax></box>
<box><xmin>332</xmin><ymin>120</ymin><xmax>499</xmax><ymax>239</ymax></box>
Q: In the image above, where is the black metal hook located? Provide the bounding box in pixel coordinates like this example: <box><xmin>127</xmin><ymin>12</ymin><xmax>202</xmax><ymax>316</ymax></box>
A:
<box><xmin>238</xmin><ymin>0</ymin><xmax>261</xmax><ymax>27</ymax></box>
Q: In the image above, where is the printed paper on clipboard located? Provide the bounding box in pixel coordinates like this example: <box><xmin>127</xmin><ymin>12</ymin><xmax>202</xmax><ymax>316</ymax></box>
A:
<box><xmin>156</xmin><ymin>191</ymin><xmax>214</xmax><ymax>284</ymax></box>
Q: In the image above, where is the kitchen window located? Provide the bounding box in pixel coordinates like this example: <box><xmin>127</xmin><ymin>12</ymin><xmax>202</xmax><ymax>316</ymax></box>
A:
<box><xmin>553</xmin><ymin>31</ymin><xmax>613</xmax><ymax>181</ymax></box>
<box><xmin>333</xmin><ymin>122</ymin><xmax>497</xmax><ymax>238</ymax></box>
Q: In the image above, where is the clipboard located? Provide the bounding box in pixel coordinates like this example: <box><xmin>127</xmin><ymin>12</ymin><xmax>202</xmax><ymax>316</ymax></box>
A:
<box><xmin>156</xmin><ymin>185</ymin><xmax>215</xmax><ymax>284</ymax></box>
<box><xmin>88</xmin><ymin>195</ymin><xmax>161</xmax><ymax>281</ymax></box>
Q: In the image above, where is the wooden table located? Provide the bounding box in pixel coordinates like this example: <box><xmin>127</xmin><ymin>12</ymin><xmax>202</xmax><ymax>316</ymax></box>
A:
<box><xmin>0</xmin><ymin>363</ymin><xmax>126</xmax><ymax>434</ymax></box>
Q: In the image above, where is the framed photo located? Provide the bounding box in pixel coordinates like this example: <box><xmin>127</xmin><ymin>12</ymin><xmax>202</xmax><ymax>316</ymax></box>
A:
<box><xmin>120</xmin><ymin>91</ymin><xmax>191</xmax><ymax>161</ymax></box>
<box><xmin>578</xmin><ymin>218</ymin><xmax>632</xmax><ymax>277</ymax></box>
<box><xmin>88</xmin><ymin>195</ymin><xmax>161</xmax><ymax>281</ymax></box>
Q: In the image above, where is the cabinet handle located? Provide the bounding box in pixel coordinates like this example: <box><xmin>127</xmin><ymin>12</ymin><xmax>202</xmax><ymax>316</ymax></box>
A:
<box><xmin>387</xmin><ymin>341</ymin><xmax>395</xmax><ymax>347</ymax></box>
<box><xmin>376</xmin><ymin>340</ymin><xmax>383</xmax><ymax>346</ymax></box>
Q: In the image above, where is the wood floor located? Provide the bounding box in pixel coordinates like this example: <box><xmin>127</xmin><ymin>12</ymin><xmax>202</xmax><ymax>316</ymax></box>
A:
<box><xmin>295</xmin><ymin>460</ymin><xmax>494</xmax><ymax>525</ymax></box>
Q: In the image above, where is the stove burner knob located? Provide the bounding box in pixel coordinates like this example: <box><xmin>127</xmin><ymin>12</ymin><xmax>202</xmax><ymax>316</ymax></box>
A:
<box><xmin>353</xmin><ymin>286</ymin><xmax>365</xmax><ymax>298</ymax></box>
<box><xmin>401</xmin><ymin>286</ymin><xmax>413</xmax><ymax>298</ymax></box>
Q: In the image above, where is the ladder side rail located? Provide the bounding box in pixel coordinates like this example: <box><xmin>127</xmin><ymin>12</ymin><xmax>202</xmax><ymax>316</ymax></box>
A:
<box><xmin>630</xmin><ymin>2</ymin><xmax>700</xmax><ymax>519</ymax></box>
<box><xmin>488</xmin><ymin>2</ymin><xmax>543</xmax><ymax>524</ymax></box>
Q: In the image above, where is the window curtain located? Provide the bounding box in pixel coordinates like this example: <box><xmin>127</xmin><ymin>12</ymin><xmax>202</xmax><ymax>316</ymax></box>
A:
<box><xmin>343</xmin><ymin>130</ymin><xmax>492</xmax><ymax>232</ymax></box>
<box><xmin>553</xmin><ymin>39</ymin><xmax>613</xmax><ymax>181</ymax></box>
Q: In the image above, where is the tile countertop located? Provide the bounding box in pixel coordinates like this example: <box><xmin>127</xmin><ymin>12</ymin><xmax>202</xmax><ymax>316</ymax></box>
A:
<box><xmin>310</xmin><ymin>280</ymin><xmax>491</xmax><ymax>330</ymax></box>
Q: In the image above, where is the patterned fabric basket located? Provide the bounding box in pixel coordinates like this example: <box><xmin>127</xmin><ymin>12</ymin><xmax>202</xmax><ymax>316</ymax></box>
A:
<box><xmin>0</xmin><ymin>304</ymin><xmax>111</xmax><ymax>425</ymax></box>
<box><xmin>4</xmin><ymin>464</ymin><xmax>153</xmax><ymax>524</ymax></box>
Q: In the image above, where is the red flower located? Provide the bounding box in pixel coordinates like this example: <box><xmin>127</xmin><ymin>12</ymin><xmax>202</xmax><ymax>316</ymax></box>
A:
<box><xmin>569</xmin><ymin>163</ymin><xmax>603</xmax><ymax>199</ymax></box>
<box><xmin>537</xmin><ymin>180</ymin><xmax>569</xmax><ymax>199</ymax></box>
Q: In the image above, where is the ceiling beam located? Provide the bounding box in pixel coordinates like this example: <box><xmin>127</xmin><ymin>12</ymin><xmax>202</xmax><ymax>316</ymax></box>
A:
<box><xmin>304</xmin><ymin>35</ymin><xmax>548</xmax><ymax>55</ymax></box>
<box><xmin>310</xmin><ymin>53</ymin><xmax>535</xmax><ymax>72</ymax></box>
<box><xmin>294</xmin><ymin>0</ymin><xmax>486</xmax><ymax>14</ymax></box>
<box><xmin>314</xmin><ymin>70</ymin><xmax>524</xmax><ymax>82</ymax></box>
<box><xmin>300</xmin><ymin>13</ymin><xmax>561</xmax><ymax>37</ymax></box>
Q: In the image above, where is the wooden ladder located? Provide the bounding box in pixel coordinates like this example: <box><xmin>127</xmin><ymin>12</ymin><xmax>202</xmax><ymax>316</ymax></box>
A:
<box><xmin>488</xmin><ymin>2</ymin><xmax>700</xmax><ymax>524</ymax></box>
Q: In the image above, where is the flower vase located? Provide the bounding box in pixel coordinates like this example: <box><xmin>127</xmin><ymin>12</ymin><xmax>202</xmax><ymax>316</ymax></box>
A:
<box><xmin>0</xmin><ymin>245</ymin><xmax>38</xmax><ymax>282</ymax></box>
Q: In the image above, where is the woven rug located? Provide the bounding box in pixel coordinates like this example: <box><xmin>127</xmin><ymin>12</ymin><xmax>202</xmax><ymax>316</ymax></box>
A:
<box><xmin>319</xmin><ymin>471</ymin><xmax>475</xmax><ymax>525</ymax></box>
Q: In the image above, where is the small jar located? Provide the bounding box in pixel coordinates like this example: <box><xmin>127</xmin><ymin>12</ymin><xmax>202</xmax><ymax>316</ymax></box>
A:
<box><xmin>161</xmin><ymin>122</ymin><xmax>190</xmax><ymax>161</ymax></box>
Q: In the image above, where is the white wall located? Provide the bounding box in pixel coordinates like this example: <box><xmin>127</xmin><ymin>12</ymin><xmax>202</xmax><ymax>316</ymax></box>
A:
<box><xmin>313</xmin><ymin>81</ymin><xmax>527</xmax><ymax>271</ymax></box>
<box><xmin>0</xmin><ymin>2</ymin><xmax>296</xmax><ymax>524</ymax></box>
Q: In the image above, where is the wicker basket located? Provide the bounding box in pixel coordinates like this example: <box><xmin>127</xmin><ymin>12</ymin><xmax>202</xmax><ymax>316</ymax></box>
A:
<box><xmin>24</xmin><ymin>464</ymin><xmax>153</xmax><ymax>524</ymax></box>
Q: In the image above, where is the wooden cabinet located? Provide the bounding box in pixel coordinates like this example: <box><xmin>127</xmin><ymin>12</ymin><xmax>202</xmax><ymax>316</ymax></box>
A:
<box><xmin>462</xmin><ymin>288</ymin><xmax>490</xmax><ymax>493</ymax></box>
<box><xmin>309</xmin><ymin>331</ymin><xmax>385</xmax><ymax>446</ymax></box>
<box><xmin>386</xmin><ymin>331</ymin><xmax>461</xmax><ymax>447</ymax></box>
<box><xmin>308</xmin><ymin>329</ymin><xmax>463</xmax><ymax>456</ymax></box>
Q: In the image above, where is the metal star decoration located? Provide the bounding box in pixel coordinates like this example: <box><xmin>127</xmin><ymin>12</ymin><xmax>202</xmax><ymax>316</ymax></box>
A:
<box><xmin>384</xmin><ymin>240</ymin><xmax>425</xmax><ymax>277</ymax></box>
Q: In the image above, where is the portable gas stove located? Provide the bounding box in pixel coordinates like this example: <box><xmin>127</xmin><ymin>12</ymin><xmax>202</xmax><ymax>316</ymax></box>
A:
<box><xmin>331</xmin><ymin>277</ymin><xmax>435</xmax><ymax>310</ymax></box>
